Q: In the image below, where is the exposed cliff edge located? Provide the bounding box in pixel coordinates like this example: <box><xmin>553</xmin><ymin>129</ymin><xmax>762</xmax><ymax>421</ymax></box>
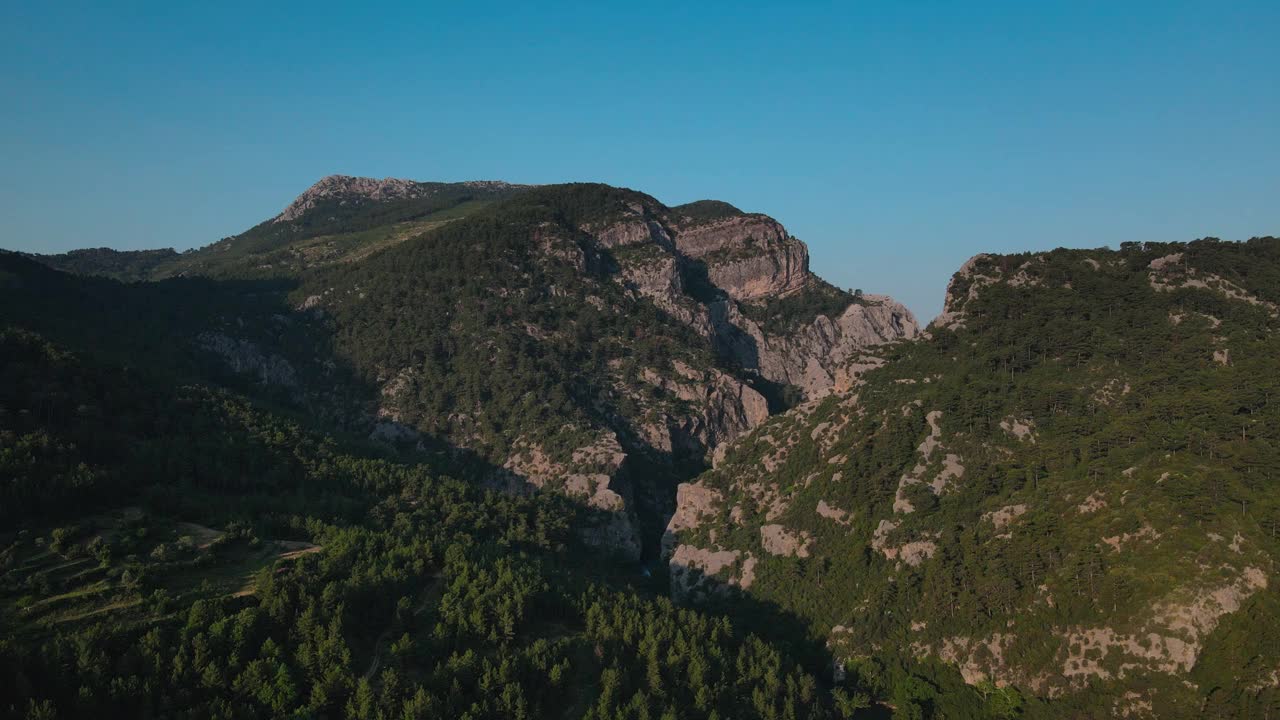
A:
<box><xmin>599</xmin><ymin>194</ymin><xmax>919</xmax><ymax>401</ymax></box>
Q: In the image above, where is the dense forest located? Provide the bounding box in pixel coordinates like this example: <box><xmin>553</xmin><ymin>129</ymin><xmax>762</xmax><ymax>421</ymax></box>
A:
<box><xmin>0</xmin><ymin>325</ymin><xmax>848</xmax><ymax>719</ymax></box>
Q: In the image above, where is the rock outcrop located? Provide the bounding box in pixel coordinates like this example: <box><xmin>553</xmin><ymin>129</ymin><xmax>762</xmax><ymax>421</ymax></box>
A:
<box><xmin>498</xmin><ymin>433</ymin><xmax>643</xmax><ymax>561</ymax></box>
<box><xmin>711</xmin><ymin>294</ymin><xmax>918</xmax><ymax>398</ymax></box>
<box><xmin>633</xmin><ymin>360</ymin><xmax>770</xmax><ymax>454</ymax></box>
<box><xmin>275</xmin><ymin>175</ymin><xmax>523</xmax><ymax>223</ymax></box>
<box><xmin>601</xmin><ymin>205</ymin><xmax>917</xmax><ymax>401</ymax></box>
<box><xmin>661</xmin><ymin>481</ymin><xmax>763</xmax><ymax>602</ymax></box>
<box><xmin>672</xmin><ymin>214</ymin><xmax>810</xmax><ymax>301</ymax></box>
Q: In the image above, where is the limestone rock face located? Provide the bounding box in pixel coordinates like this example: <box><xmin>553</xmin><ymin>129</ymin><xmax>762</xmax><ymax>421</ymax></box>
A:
<box><xmin>669</xmin><ymin>544</ymin><xmax>756</xmax><ymax>602</ymax></box>
<box><xmin>705</xmin><ymin>236</ymin><xmax>810</xmax><ymax>302</ymax></box>
<box><xmin>498</xmin><ymin>433</ymin><xmax>642</xmax><ymax>561</ymax></box>
<box><xmin>712</xmin><ymin>294</ymin><xmax>918</xmax><ymax>398</ymax></box>
<box><xmin>672</xmin><ymin>214</ymin><xmax>788</xmax><ymax>260</ymax></box>
<box><xmin>598</xmin><ymin>208</ymin><xmax>917</xmax><ymax>401</ymax></box>
<box><xmin>276</xmin><ymin>175</ymin><xmax>427</xmax><ymax>223</ymax></box>
<box><xmin>593</xmin><ymin>218</ymin><xmax>675</xmax><ymax>250</ymax></box>
<box><xmin>673</xmin><ymin>215</ymin><xmax>809</xmax><ymax>301</ymax></box>
<box><xmin>932</xmin><ymin>253</ymin><xmax>995</xmax><ymax>330</ymax></box>
<box><xmin>663</xmin><ymin>479</ymin><xmax>759</xmax><ymax>602</ymax></box>
<box><xmin>616</xmin><ymin>250</ymin><xmax>715</xmax><ymax>337</ymax></box>
<box><xmin>634</xmin><ymin>360</ymin><xmax>770</xmax><ymax>455</ymax></box>
<box><xmin>662</xmin><ymin>483</ymin><xmax>724</xmax><ymax>556</ymax></box>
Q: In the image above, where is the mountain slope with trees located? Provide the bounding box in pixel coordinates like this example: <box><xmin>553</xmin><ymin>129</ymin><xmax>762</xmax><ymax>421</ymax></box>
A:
<box><xmin>10</xmin><ymin>176</ymin><xmax>1276</xmax><ymax>718</ymax></box>
<box><xmin>664</xmin><ymin>237</ymin><xmax>1280</xmax><ymax>718</ymax></box>
<box><xmin>0</xmin><ymin>325</ymin><xmax>847</xmax><ymax>720</ymax></box>
<box><xmin>19</xmin><ymin>178</ymin><xmax>917</xmax><ymax>564</ymax></box>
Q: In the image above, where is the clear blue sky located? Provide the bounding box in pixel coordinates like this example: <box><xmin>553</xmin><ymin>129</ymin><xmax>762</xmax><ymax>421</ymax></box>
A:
<box><xmin>2</xmin><ymin>1</ymin><xmax>1277</xmax><ymax>319</ymax></box>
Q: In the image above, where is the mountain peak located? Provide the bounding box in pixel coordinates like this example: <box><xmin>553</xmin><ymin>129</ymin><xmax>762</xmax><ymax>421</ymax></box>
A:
<box><xmin>274</xmin><ymin>175</ymin><xmax>525</xmax><ymax>223</ymax></box>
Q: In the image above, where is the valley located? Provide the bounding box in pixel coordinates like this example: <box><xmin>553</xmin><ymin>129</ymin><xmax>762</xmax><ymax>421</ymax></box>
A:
<box><xmin>3</xmin><ymin>177</ymin><xmax>1278</xmax><ymax>718</ymax></box>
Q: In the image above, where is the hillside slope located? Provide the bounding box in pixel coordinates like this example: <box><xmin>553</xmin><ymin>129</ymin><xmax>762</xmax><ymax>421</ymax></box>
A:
<box><xmin>31</xmin><ymin>176</ymin><xmax>526</xmax><ymax>281</ymax></box>
<box><xmin>0</xmin><ymin>324</ymin><xmax>845</xmax><ymax>720</ymax></box>
<box><xmin>664</xmin><ymin>237</ymin><xmax>1280</xmax><ymax>717</ymax></box>
<box><xmin>15</xmin><ymin>178</ymin><xmax>917</xmax><ymax>564</ymax></box>
<box><xmin>290</xmin><ymin>182</ymin><xmax>917</xmax><ymax>561</ymax></box>
<box><xmin>0</xmin><ymin>177</ymin><xmax>929</xmax><ymax>720</ymax></box>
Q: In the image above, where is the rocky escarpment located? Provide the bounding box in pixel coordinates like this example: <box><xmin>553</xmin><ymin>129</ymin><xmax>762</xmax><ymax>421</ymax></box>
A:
<box><xmin>630</xmin><ymin>359</ymin><xmax>770</xmax><ymax>454</ymax></box>
<box><xmin>673</xmin><ymin>214</ymin><xmax>810</xmax><ymax>301</ymax></box>
<box><xmin>196</xmin><ymin>331</ymin><xmax>299</xmax><ymax>387</ymax></box>
<box><xmin>663</xmin><ymin>483</ymin><xmax>758</xmax><ymax>601</ymax></box>
<box><xmin>599</xmin><ymin>199</ymin><xmax>918</xmax><ymax>400</ymax></box>
<box><xmin>711</xmin><ymin>293</ymin><xmax>918</xmax><ymax>398</ymax></box>
<box><xmin>497</xmin><ymin>432</ymin><xmax>643</xmax><ymax>561</ymax></box>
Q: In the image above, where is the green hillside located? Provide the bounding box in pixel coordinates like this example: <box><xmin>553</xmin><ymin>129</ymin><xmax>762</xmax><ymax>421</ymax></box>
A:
<box><xmin>0</xmin><ymin>326</ymin><xmax>832</xmax><ymax>720</ymax></box>
<box><xmin>669</xmin><ymin>237</ymin><xmax>1280</xmax><ymax>718</ymax></box>
<box><xmin>7</xmin><ymin>174</ymin><xmax>1279</xmax><ymax>718</ymax></box>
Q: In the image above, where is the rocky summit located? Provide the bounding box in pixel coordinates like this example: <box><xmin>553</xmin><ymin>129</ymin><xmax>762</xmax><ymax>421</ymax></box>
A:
<box><xmin>5</xmin><ymin>178</ymin><xmax>1279</xmax><ymax>720</ymax></box>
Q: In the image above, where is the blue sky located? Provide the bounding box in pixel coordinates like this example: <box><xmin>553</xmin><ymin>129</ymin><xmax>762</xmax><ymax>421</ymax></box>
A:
<box><xmin>2</xmin><ymin>1</ymin><xmax>1277</xmax><ymax>319</ymax></box>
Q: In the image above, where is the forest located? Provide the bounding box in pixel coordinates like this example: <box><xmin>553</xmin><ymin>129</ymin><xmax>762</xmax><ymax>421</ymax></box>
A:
<box><xmin>0</xmin><ymin>324</ymin><xmax>849</xmax><ymax>719</ymax></box>
<box><xmin>5</xmin><ymin>178</ymin><xmax>1280</xmax><ymax>719</ymax></box>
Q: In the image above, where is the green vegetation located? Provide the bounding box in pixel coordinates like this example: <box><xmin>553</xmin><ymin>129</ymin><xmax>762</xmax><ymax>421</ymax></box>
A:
<box><xmin>167</xmin><ymin>182</ymin><xmax>522</xmax><ymax>279</ymax></box>
<box><xmin>0</xmin><ymin>183</ymin><xmax>867</xmax><ymax>719</ymax></box>
<box><xmin>298</xmin><ymin>185</ymin><xmax>732</xmax><ymax>465</ymax></box>
<box><xmin>30</xmin><ymin>181</ymin><xmax>523</xmax><ymax>284</ymax></box>
<box><xmin>672</xmin><ymin>200</ymin><xmax>745</xmax><ymax>224</ymax></box>
<box><xmin>0</xmin><ymin>326</ymin><xmax>843</xmax><ymax>720</ymax></box>
<box><xmin>7</xmin><ymin>172</ymin><xmax>1280</xmax><ymax>718</ymax></box>
<box><xmin>686</xmin><ymin>238</ymin><xmax>1280</xmax><ymax>718</ymax></box>
<box><xmin>28</xmin><ymin>247</ymin><xmax>180</xmax><ymax>282</ymax></box>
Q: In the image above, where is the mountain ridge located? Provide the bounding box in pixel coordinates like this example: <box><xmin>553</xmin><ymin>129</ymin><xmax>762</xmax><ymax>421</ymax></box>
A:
<box><xmin>18</xmin><ymin>178</ymin><xmax>918</xmax><ymax>564</ymax></box>
<box><xmin>8</xmin><ymin>178</ymin><xmax>1276</xmax><ymax>717</ymax></box>
<box><xmin>663</xmin><ymin>235</ymin><xmax>1280</xmax><ymax>716</ymax></box>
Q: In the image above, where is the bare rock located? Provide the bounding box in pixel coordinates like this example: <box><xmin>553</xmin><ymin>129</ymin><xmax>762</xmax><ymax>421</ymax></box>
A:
<box><xmin>636</xmin><ymin>360</ymin><xmax>770</xmax><ymax>454</ymax></box>
<box><xmin>197</xmin><ymin>332</ymin><xmax>298</xmax><ymax>387</ymax></box>
<box><xmin>276</xmin><ymin>174</ymin><xmax>522</xmax><ymax>223</ymax></box>
<box><xmin>760</xmin><ymin>524</ymin><xmax>812</xmax><ymax>557</ymax></box>
<box><xmin>500</xmin><ymin>433</ymin><xmax>641</xmax><ymax>561</ymax></box>
<box><xmin>711</xmin><ymin>293</ymin><xmax>918</xmax><ymax>398</ymax></box>
<box><xmin>663</xmin><ymin>483</ymin><xmax>724</xmax><ymax>557</ymax></box>
<box><xmin>983</xmin><ymin>504</ymin><xmax>1028</xmax><ymax>530</ymax></box>
<box><xmin>816</xmin><ymin>499</ymin><xmax>851</xmax><ymax>525</ymax></box>
<box><xmin>669</xmin><ymin>544</ymin><xmax>757</xmax><ymax>602</ymax></box>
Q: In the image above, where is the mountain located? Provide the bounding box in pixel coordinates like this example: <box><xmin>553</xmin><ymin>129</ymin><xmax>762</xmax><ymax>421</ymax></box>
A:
<box><xmin>664</xmin><ymin>237</ymin><xmax>1280</xmax><ymax>717</ymax></box>
<box><xmin>32</xmin><ymin>175</ymin><xmax>528</xmax><ymax>281</ymax></box>
<box><xmin>5</xmin><ymin>177</ymin><xmax>920</xmax><ymax>720</ymax></box>
<box><xmin>6</xmin><ymin>175</ymin><xmax>1278</xmax><ymax>718</ymax></box>
<box><xmin>18</xmin><ymin>179</ymin><xmax>917</xmax><ymax>564</ymax></box>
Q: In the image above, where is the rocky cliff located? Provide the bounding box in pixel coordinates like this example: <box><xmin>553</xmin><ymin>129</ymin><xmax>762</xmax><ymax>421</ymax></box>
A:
<box><xmin>599</xmin><ymin>194</ymin><xmax>919</xmax><ymax>401</ymax></box>
<box><xmin>710</xmin><ymin>293</ymin><xmax>918</xmax><ymax>398</ymax></box>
